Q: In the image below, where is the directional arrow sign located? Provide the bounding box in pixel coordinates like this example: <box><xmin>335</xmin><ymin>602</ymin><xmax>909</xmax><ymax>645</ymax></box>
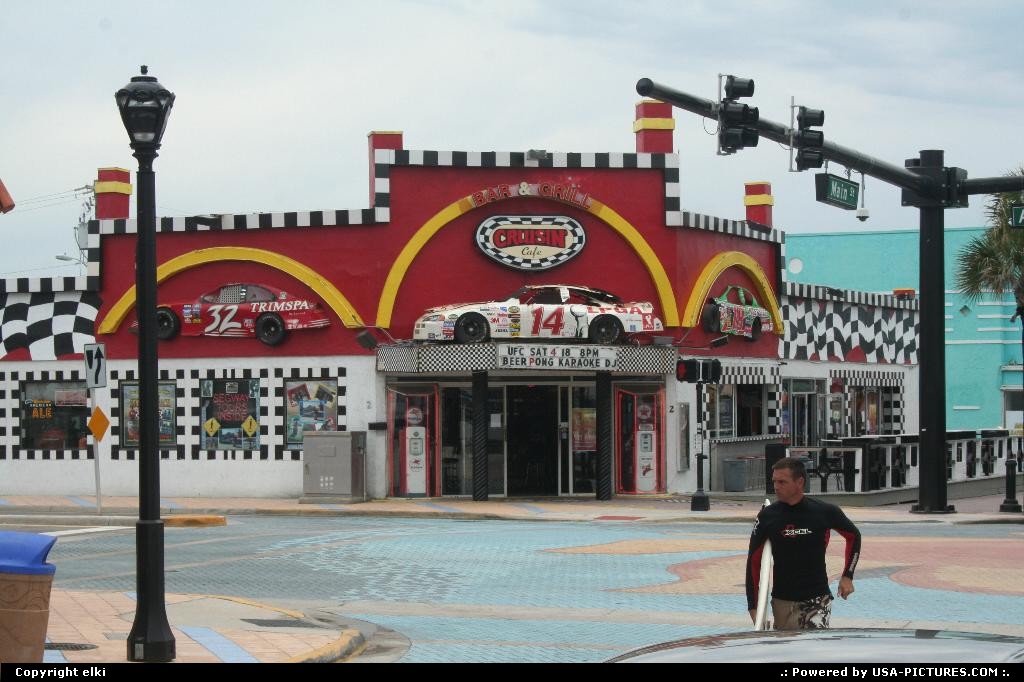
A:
<box><xmin>1011</xmin><ymin>204</ymin><xmax>1024</xmax><ymax>228</ymax></box>
<box><xmin>84</xmin><ymin>343</ymin><xmax>107</xmax><ymax>389</ymax></box>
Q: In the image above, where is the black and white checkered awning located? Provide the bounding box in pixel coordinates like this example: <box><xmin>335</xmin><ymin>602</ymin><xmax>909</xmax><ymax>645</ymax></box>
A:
<box><xmin>830</xmin><ymin>368</ymin><xmax>905</xmax><ymax>387</ymax></box>
<box><xmin>718</xmin><ymin>363</ymin><xmax>781</xmax><ymax>385</ymax></box>
<box><xmin>376</xmin><ymin>343</ymin><xmax>677</xmax><ymax>374</ymax></box>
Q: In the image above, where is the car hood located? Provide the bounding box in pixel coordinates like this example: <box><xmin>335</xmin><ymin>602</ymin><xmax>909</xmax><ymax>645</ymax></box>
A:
<box><xmin>422</xmin><ymin>301</ymin><xmax>500</xmax><ymax>314</ymax></box>
<box><xmin>608</xmin><ymin>629</ymin><xmax>1024</xmax><ymax>663</ymax></box>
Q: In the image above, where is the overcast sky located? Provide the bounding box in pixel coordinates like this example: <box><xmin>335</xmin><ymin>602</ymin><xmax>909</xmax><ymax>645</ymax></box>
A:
<box><xmin>2</xmin><ymin>0</ymin><xmax>1022</xmax><ymax>280</ymax></box>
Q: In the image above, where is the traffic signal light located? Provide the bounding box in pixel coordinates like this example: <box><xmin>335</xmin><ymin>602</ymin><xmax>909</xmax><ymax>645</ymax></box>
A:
<box><xmin>676</xmin><ymin>359</ymin><xmax>701</xmax><ymax>383</ymax></box>
<box><xmin>718</xmin><ymin>75</ymin><xmax>759</xmax><ymax>155</ymax></box>
<box><xmin>793</xmin><ymin>106</ymin><xmax>825</xmax><ymax>171</ymax></box>
<box><xmin>703</xmin><ymin>359</ymin><xmax>722</xmax><ymax>384</ymax></box>
<box><xmin>675</xmin><ymin>359</ymin><xmax>722</xmax><ymax>384</ymax></box>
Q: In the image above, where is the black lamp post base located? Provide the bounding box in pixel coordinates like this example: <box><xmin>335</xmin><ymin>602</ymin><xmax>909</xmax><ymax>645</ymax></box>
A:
<box><xmin>690</xmin><ymin>490</ymin><xmax>710</xmax><ymax>511</ymax></box>
<box><xmin>909</xmin><ymin>504</ymin><xmax>956</xmax><ymax>514</ymax></box>
<box><xmin>999</xmin><ymin>499</ymin><xmax>1023</xmax><ymax>513</ymax></box>
<box><xmin>127</xmin><ymin>519</ymin><xmax>176</xmax><ymax>662</ymax></box>
<box><xmin>127</xmin><ymin>637</ymin><xmax>176</xmax><ymax>663</ymax></box>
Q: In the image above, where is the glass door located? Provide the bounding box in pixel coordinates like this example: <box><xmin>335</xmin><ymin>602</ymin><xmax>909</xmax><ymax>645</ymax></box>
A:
<box><xmin>439</xmin><ymin>386</ymin><xmax>506</xmax><ymax>496</ymax></box>
<box><xmin>615</xmin><ymin>387</ymin><xmax>664</xmax><ymax>494</ymax></box>
<box><xmin>387</xmin><ymin>386</ymin><xmax>439</xmax><ymax>497</ymax></box>
<box><xmin>507</xmin><ymin>385</ymin><xmax>559</xmax><ymax>496</ymax></box>
<box><xmin>558</xmin><ymin>385</ymin><xmax>598</xmax><ymax>495</ymax></box>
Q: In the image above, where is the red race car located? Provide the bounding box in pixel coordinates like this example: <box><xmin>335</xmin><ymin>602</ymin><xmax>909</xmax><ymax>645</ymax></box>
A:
<box><xmin>135</xmin><ymin>283</ymin><xmax>330</xmax><ymax>346</ymax></box>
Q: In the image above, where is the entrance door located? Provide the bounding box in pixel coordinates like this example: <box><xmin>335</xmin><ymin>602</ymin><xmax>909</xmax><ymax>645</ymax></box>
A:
<box><xmin>792</xmin><ymin>393</ymin><xmax>818</xmax><ymax>446</ymax></box>
<box><xmin>387</xmin><ymin>386</ymin><xmax>438</xmax><ymax>497</ymax></box>
<box><xmin>616</xmin><ymin>388</ymin><xmax>664</xmax><ymax>494</ymax></box>
<box><xmin>506</xmin><ymin>385</ymin><xmax>558</xmax><ymax>496</ymax></box>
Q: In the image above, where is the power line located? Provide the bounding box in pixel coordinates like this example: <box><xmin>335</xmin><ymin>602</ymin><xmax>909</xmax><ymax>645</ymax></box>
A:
<box><xmin>9</xmin><ymin>197</ymin><xmax>82</xmax><ymax>214</ymax></box>
<box><xmin>15</xmin><ymin>185</ymin><xmax>92</xmax><ymax>205</ymax></box>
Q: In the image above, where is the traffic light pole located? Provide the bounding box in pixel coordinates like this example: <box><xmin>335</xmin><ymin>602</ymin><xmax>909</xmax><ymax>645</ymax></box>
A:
<box><xmin>637</xmin><ymin>77</ymin><xmax>1020</xmax><ymax>514</ymax></box>
<box><xmin>691</xmin><ymin>380</ymin><xmax>710</xmax><ymax>511</ymax></box>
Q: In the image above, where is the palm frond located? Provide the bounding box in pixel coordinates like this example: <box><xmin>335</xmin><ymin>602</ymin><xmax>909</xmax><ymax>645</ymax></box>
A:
<box><xmin>956</xmin><ymin>167</ymin><xmax>1024</xmax><ymax>306</ymax></box>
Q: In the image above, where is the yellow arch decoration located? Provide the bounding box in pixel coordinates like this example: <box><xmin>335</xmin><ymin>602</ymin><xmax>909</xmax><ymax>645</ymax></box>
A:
<box><xmin>96</xmin><ymin>246</ymin><xmax>365</xmax><ymax>334</ymax></box>
<box><xmin>681</xmin><ymin>251</ymin><xmax>783</xmax><ymax>335</ymax></box>
<box><xmin>376</xmin><ymin>195</ymin><xmax>681</xmax><ymax>327</ymax></box>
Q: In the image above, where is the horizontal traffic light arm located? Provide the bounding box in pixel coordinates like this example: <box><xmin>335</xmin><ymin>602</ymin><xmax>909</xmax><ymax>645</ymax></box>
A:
<box><xmin>637</xmin><ymin>77</ymin><xmax>927</xmax><ymax>195</ymax></box>
<box><xmin>637</xmin><ymin>77</ymin><xmax>1018</xmax><ymax>203</ymax></box>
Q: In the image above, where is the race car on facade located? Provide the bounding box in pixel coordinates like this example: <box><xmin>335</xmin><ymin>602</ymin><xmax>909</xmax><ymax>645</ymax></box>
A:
<box><xmin>701</xmin><ymin>285</ymin><xmax>773</xmax><ymax>341</ymax></box>
<box><xmin>135</xmin><ymin>283</ymin><xmax>331</xmax><ymax>346</ymax></box>
<box><xmin>413</xmin><ymin>285</ymin><xmax>664</xmax><ymax>344</ymax></box>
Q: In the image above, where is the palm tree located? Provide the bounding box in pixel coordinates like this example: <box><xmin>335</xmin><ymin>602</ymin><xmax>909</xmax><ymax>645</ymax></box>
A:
<box><xmin>954</xmin><ymin>168</ymin><xmax>1024</xmax><ymax>428</ymax></box>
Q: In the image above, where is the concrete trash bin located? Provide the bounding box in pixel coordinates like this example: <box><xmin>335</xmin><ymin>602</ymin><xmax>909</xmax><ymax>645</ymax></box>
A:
<box><xmin>0</xmin><ymin>531</ymin><xmax>57</xmax><ymax>663</ymax></box>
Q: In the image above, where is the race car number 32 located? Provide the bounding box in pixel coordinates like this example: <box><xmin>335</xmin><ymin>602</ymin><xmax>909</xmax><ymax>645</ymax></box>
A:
<box><xmin>205</xmin><ymin>304</ymin><xmax>242</xmax><ymax>335</ymax></box>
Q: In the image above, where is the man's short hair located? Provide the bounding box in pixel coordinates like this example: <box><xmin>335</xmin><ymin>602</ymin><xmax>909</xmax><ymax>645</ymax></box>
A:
<box><xmin>773</xmin><ymin>456</ymin><xmax>806</xmax><ymax>482</ymax></box>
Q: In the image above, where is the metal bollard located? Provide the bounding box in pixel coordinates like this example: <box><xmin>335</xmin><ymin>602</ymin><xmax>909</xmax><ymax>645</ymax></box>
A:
<box><xmin>999</xmin><ymin>458</ymin><xmax>1023</xmax><ymax>513</ymax></box>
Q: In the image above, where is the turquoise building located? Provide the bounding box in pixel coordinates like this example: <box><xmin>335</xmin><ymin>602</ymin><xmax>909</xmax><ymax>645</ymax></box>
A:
<box><xmin>785</xmin><ymin>227</ymin><xmax>1023</xmax><ymax>434</ymax></box>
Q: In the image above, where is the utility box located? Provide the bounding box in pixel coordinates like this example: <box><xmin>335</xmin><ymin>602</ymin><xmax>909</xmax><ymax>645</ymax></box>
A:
<box><xmin>723</xmin><ymin>460</ymin><xmax>746</xmax><ymax>492</ymax></box>
<box><xmin>301</xmin><ymin>431</ymin><xmax>366</xmax><ymax>503</ymax></box>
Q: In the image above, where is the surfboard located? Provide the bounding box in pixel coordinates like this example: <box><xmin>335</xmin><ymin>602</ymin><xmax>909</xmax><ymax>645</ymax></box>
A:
<box><xmin>753</xmin><ymin>498</ymin><xmax>774</xmax><ymax>631</ymax></box>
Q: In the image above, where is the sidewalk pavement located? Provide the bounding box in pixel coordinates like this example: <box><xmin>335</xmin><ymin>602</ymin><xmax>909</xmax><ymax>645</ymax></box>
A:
<box><xmin>2</xmin><ymin>492</ymin><xmax>1021</xmax><ymax>664</ymax></box>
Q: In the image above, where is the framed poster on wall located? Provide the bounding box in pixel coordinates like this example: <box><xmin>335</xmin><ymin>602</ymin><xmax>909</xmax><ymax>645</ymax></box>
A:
<box><xmin>285</xmin><ymin>379</ymin><xmax>338</xmax><ymax>447</ymax></box>
<box><xmin>121</xmin><ymin>381</ymin><xmax>177</xmax><ymax>447</ymax></box>
<box><xmin>200</xmin><ymin>379</ymin><xmax>260</xmax><ymax>450</ymax></box>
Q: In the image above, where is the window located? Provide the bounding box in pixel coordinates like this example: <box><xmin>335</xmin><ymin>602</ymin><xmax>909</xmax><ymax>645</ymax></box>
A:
<box><xmin>285</xmin><ymin>379</ymin><xmax>338</xmax><ymax>448</ymax></box>
<box><xmin>708</xmin><ymin>384</ymin><xmax>766</xmax><ymax>439</ymax></box>
<box><xmin>200</xmin><ymin>379</ymin><xmax>261</xmax><ymax>450</ymax></box>
<box><xmin>120</xmin><ymin>382</ymin><xmax>177</xmax><ymax>447</ymax></box>
<box><xmin>21</xmin><ymin>381</ymin><xmax>90</xmax><ymax>449</ymax></box>
<box><xmin>245</xmin><ymin>285</ymin><xmax>275</xmax><ymax>303</ymax></box>
<box><xmin>1005</xmin><ymin>390</ymin><xmax>1024</xmax><ymax>435</ymax></box>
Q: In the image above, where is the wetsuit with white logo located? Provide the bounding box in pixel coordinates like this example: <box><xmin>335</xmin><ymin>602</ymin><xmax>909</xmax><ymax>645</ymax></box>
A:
<box><xmin>745</xmin><ymin>496</ymin><xmax>861</xmax><ymax>611</ymax></box>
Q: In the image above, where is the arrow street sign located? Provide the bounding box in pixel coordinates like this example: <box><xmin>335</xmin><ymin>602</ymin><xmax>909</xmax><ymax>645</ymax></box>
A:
<box><xmin>84</xmin><ymin>343</ymin><xmax>107</xmax><ymax>389</ymax></box>
<box><xmin>1011</xmin><ymin>204</ymin><xmax>1024</xmax><ymax>228</ymax></box>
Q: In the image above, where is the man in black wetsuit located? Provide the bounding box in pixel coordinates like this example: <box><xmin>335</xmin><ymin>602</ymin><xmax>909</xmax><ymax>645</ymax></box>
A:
<box><xmin>746</xmin><ymin>457</ymin><xmax>861</xmax><ymax>629</ymax></box>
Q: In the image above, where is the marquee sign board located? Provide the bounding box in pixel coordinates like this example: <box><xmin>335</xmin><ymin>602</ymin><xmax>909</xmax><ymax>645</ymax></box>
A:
<box><xmin>497</xmin><ymin>343</ymin><xmax>617</xmax><ymax>370</ymax></box>
<box><xmin>476</xmin><ymin>216</ymin><xmax>586</xmax><ymax>270</ymax></box>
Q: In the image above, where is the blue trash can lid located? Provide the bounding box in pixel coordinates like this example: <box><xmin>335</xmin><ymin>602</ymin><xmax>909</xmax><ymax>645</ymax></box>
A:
<box><xmin>0</xmin><ymin>530</ymin><xmax>57</xmax><ymax>575</ymax></box>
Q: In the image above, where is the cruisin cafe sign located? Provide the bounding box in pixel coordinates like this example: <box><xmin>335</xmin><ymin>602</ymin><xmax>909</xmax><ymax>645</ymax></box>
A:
<box><xmin>472</xmin><ymin>180</ymin><xmax>590</xmax><ymax>271</ymax></box>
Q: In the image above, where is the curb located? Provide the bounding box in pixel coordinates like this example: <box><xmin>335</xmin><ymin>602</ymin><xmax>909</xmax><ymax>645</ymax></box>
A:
<box><xmin>164</xmin><ymin>515</ymin><xmax>227</xmax><ymax>527</ymax></box>
<box><xmin>288</xmin><ymin>629</ymin><xmax>366</xmax><ymax>663</ymax></box>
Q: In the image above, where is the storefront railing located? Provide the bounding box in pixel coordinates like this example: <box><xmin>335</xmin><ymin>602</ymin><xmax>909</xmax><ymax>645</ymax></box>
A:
<box><xmin>731</xmin><ymin>430</ymin><xmax>1021</xmax><ymax>495</ymax></box>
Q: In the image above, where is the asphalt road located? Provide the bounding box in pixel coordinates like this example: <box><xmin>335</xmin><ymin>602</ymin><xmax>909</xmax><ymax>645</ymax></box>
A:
<box><xmin>44</xmin><ymin>517</ymin><xmax>1024</xmax><ymax>663</ymax></box>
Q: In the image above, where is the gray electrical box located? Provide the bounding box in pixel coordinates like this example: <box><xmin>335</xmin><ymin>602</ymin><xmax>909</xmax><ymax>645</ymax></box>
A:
<box><xmin>301</xmin><ymin>431</ymin><xmax>366</xmax><ymax>503</ymax></box>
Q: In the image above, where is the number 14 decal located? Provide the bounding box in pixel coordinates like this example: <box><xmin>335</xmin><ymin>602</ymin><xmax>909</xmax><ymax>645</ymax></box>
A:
<box><xmin>530</xmin><ymin>307</ymin><xmax>565</xmax><ymax>336</ymax></box>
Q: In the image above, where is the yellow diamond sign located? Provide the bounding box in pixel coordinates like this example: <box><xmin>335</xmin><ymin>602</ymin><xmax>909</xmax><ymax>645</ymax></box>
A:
<box><xmin>88</xmin><ymin>407</ymin><xmax>110</xmax><ymax>441</ymax></box>
<box><xmin>204</xmin><ymin>418</ymin><xmax>221</xmax><ymax>437</ymax></box>
<box><xmin>241</xmin><ymin>415</ymin><xmax>259</xmax><ymax>437</ymax></box>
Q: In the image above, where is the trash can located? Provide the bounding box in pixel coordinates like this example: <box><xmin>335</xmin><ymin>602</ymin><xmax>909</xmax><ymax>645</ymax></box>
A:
<box><xmin>723</xmin><ymin>459</ymin><xmax>746</xmax><ymax>492</ymax></box>
<box><xmin>0</xmin><ymin>531</ymin><xmax>57</xmax><ymax>663</ymax></box>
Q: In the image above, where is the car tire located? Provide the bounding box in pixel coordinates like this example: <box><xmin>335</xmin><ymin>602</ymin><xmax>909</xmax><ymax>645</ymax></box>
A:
<box><xmin>589</xmin><ymin>315</ymin><xmax>623</xmax><ymax>344</ymax></box>
<box><xmin>155</xmin><ymin>308</ymin><xmax>180</xmax><ymax>340</ymax></box>
<box><xmin>454</xmin><ymin>312</ymin><xmax>489</xmax><ymax>343</ymax></box>
<box><xmin>701</xmin><ymin>303</ymin><xmax>721</xmax><ymax>334</ymax></box>
<box><xmin>256</xmin><ymin>313</ymin><xmax>287</xmax><ymax>346</ymax></box>
<box><xmin>748</xmin><ymin>318</ymin><xmax>762</xmax><ymax>342</ymax></box>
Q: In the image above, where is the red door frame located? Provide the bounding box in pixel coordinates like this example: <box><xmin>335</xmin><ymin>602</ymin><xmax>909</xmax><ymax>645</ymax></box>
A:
<box><xmin>386</xmin><ymin>385</ymin><xmax>441</xmax><ymax>497</ymax></box>
<box><xmin>614</xmin><ymin>386</ymin><xmax>666</xmax><ymax>494</ymax></box>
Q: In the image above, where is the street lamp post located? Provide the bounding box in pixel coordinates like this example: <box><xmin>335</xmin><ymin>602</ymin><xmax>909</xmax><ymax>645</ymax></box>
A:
<box><xmin>115</xmin><ymin>65</ymin><xmax>176</xmax><ymax>663</ymax></box>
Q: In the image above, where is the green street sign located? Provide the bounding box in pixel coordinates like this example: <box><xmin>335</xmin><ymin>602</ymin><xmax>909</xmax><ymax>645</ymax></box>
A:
<box><xmin>814</xmin><ymin>173</ymin><xmax>859</xmax><ymax>210</ymax></box>
<box><xmin>1011</xmin><ymin>204</ymin><xmax>1024</xmax><ymax>228</ymax></box>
